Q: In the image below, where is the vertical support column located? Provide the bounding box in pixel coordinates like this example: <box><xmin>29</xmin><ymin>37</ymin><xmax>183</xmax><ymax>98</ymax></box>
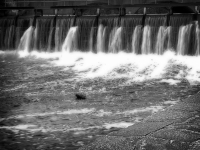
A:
<box><xmin>72</xmin><ymin>9</ymin><xmax>77</xmax><ymax>27</ymax></box>
<box><xmin>193</xmin><ymin>6</ymin><xmax>198</xmax><ymax>21</ymax></box>
<box><xmin>142</xmin><ymin>7</ymin><xmax>147</xmax><ymax>27</ymax></box>
<box><xmin>166</xmin><ymin>7</ymin><xmax>172</xmax><ymax>26</ymax></box>
<box><xmin>97</xmin><ymin>8</ymin><xmax>100</xmax><ymax>16</ymax></box>
<box><xmin>54</xmin><ymin>9</ymin><xmax>58</xmax><ymax>16</ymax></box>
<box><xmin>32</xmin><ymin>15</ymin><xmax>37</xmax><ymax>27</ymax></box>
<box><xmin>14</xmin><ymin>11</ymin><xmax>19</xmax><ymax>27</ymax></box>
<box><xmin>53</xmin><ymin>11</ymin><xmax>57</xmax><ymax>28</ymax></box>
<box><xmin>195</xmin><ymin>6</ymin><xmax>199</xmax><ymax>14</ymax></box>
<box><xmin>120</xmin><ymin>8</ymin><xmax>126</xmax><ymax>16</ymax></box>
<box><xmin>91</xmin><ymin>8</ymin><xmax>100</xmax><ymax>53</ymax></box>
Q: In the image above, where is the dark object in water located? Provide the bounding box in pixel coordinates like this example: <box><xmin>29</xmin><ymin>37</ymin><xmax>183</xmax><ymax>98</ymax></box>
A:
<box><xmin>75</xmin><ymin>93</ymin><xmax>86</xmax><ymax>100</ymax></box>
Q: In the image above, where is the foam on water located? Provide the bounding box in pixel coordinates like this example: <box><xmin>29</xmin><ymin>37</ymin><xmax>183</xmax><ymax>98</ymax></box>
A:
<box><xmin>117</xmin><ymin>106</ymin><xmax>164</xmax><ymax>115</ymax></box>
<box><xmin>160</xmin><ymin>79</ymin><xmax>181</xmax><ymax>85</ymax></box>
<box><xmin>103</xmin><ymin>122</ymin><xmax>134</xmax><ymax>129</ymax></box>
<box><xmin>17</xmin><ymin>50</ymin><xmax>200</xmax><ymax>85</ymax></box>
<box><xmin>163</xmin><ymin>100</ymin><xmax>179</xmax><ymax>105</ymax></box>
<box><xmin>0</xmin><ymin>124</ymin><xmax>45</xmax><ymax>133</ymax></box>
<box><xmin>4</xmin><ymin>108</ymin><xmax>95</xmax><ymax>119</ymax></box>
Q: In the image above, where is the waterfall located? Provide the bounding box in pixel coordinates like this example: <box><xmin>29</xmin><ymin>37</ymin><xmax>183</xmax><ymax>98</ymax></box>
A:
<box><xmin>141</xmin><ymin>26</ymin><xmax>151</xmax><ymax>54</ymax></box>
<box><xmin>98</xmin><ymin>17</ymin><xmax>119</xmax><ymax>52</ymax></box>
<box><xmin>97</xmin><ymin>24</ymin><xmax>106</xmax><ymax>53</ymax></box>
<box><xmin>47</xmin><ymin>26</ymin><xmax>56</xmax><ymax>51</ymax></box>
<box><xmin>33</xmin><ymin>18</ymin><xmax>53</xmax><ymax>51</ymax></box>
<box><xmin>0</xmin><ymin>19</ymin><xmax>16</xmax><ymax>50</ymax></box>
<box><xmin>76</xmin><ymin>17</ymin><xmax>95</xmax><ymax>51</ymax></box>
<box><xmin>166</xmin><ymin>26</ymin><xmax>172</xmax><ymax>50</ymax></box>
<box><xmin>169</xmin><ymin>14</ymin><xmax>193</xmax><ymax>52</ymax></box>
<box><xmin>195</xmin><ymin>22</ymin><xmax>200</xmax><ymax>56</ymax></box>
<box><xmin>15</xmin><ymin>18</ymin><xmax>31</xmax><ymax>49</ymax></box>
<box><xmin>132</xmin><ymin>25</ymin><xmax>142</xmax><ymax>54</ymax></box>
<box><xmin>0</xmin><ymin>14</ymin><xmax>199</xmax><ymax>56</ymax></box>
<box><xmin>18</xmin><ymin>26</ymin><xmax>34</xmax><ymax>52</ymax></box>
<box><xmin>177</xmin><ymin>24</ymin><xmax>193</xmax><ymax>55</ymax></box>
<box><xmin>155</xmin><ymin>26</ymin><xmax>168</xmax><ymax>55</ymax></box>
<box><xmin>55</xmin><ymin>17</ymin><xmax>73</xmax><ymax>51</ymax></box>
<box><xmin>89</xmin><ymin>27</ymin><xmax>94</xmax><ymax>52</ymax></box>
<box><xmin>121</xmin><ymin>16</ymin><xmax>143</xmax><ymax>52</ymax></box>
<box><xmin>108</xmin><ymin>27</ymin><xmax>122</xmax><ymax>53</ymax></box>
<box><xmin>62</xmin><ymin>27</ymin><xmax>78</xmax><ymax>52</ymax></box>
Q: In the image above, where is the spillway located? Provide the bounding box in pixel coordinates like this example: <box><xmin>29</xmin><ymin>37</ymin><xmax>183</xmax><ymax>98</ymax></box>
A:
<box><xmin>0</xmin><ymin>14</ymin><xmax>200</xmax><ymax>55</ymax></box>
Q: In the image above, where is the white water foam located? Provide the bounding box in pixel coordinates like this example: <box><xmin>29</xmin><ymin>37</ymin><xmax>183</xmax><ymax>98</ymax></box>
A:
<box><xmin>0</xmin><ymin>124</ymin><xmax>45</xmax><ymax>133</ymax></box>
<box><xmin>160</xmin><ymin>79</ymin><xmax>181</xmax><ymax>85</ymax></box>
<box><xmin>0</xmin><ymin>51</ymin><xmax>5</xmax><ymax>54</ymax></box>
<box><xmin>103</xmin><ymin>122</ymin><xmax>134</xmax><ymax>129</ymax></box>
<box><xmin>95</xmin><ymin>109</ymin><xmax>112</xmax><ymax>117</ymax></box>
<box><xmin>0</xmin><ymin>122</ymin><xmax>135</xmax><ymax>134</ymax></box>
<box><xmin>17</xmin><ymin>50</ymin><xmax>200</xmax><ymax>85</ymax></box>
<box><xmin>163</xmin><ymin>100</ymin><xmax>179</xmax><ymax>105</ymax></box>
<box><xmin>6</xmin><ymin>108</ymin><xmax>95</xmax><ymax>119</ymax></box>
<box><xmin>117</xmin><ymin>106</ymin><xmax>164</xmax><ymax>115</ymax></box>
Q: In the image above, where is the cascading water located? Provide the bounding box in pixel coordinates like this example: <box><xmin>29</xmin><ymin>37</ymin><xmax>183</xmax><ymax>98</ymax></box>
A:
<box><xmin>76</xmin><ymin>17</ymin><xmax>95</xmax><ymax>52</ymax></box>
<box><xmin>55</xmin><ymin>17</ymin><xmax>74</xmax><ymax>51</ymax></box>
<box><xmin>108</xmin><ymin>27</ymin><xmax>122</xmax><ymax>53</ymax></box>
<box><xmin>98</xmin><ymin>17</ymin><xmax>119</xmax><ymax>53</ymax></box>
<box><xmin>15</xmin><ymin>18</ymin><xmax>31</xmax><ymax>49</ymax></box>
<box><xmin>168</xmin><ymin>15</ymin><xmax>193</xmax><ymax>52</ymax></box>
<box><xmin>0</xmin><ymin>18</ymin><xmax>15</xmax><ymax>50</ymax></box>
<box><xmin>141</xmin><ymin>25</ymin><xmax>151</xmax><ymax>54</ymax></box>
<box><xmin>18</xmin><ymin>26</ymin><xmax>34</xmax><ymax>52</ymax></box>
<box><xmin>62</xmin><ymin>27</ymin><xmax>78</xmax><ymax>52</ymax></box>
<box><xmin>1</xmin><ymin>14</ymin><xmax>200</xmax><ymax>56</ymax></box>
<box><xmin>121</xmin><ymin>15</ymin><xmax>142</xmax><ymax>52</ymax></box>
<box><xmin>142</xmin><ymin>15</ymin><xmax>167</xmax><ymax>54</ymax></box>
<box><xmin>177</xmin><ymin>24</ymin><xmax>193</xmax><ymax>55</ymax></box>
<box><xmin>195</xmin><ymin>21</ymin><xmax>200</xmax><ymax>56</ymax></box>
<box><xmin>132</xmin><ymin>25</ymin><xmax>142</xmax><ymax>54</ymax></box>
<box><xmin>155</xmin><ymin>26</ymin><xmax>168</xmax><ymax>55</ymax></box>
<box><xmin>33</xmin><ymin>17</ymin><xmax>54</xmax><ymax>51</ymax></box>
<box><xmin>2</xmin><ymin>13</ymin><xmax>200</xmax><ymax>87</ymax></box>
<box><xmin>96</xmin><ymin>24</ymin><xmax>106</xmax><ymax>53</ymax></box>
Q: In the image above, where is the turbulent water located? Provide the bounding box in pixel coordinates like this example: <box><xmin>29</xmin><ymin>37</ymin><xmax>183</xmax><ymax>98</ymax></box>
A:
<box><xmin>14</xmin><ymin>50</ymin><xmax>200</xmax><ymax>85</ymax></box>
<box><xmin>1</xmin><ymin>15</ymin><xmax>200</xmax><ymax>85</ymax></box>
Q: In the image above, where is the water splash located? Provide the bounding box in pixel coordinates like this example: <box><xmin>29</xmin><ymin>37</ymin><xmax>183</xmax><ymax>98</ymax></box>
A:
<box><xmin>18</xmin><ymin>50</ymin><xmax>200</xmax><ymax>85</ymax></box>
<box><xmin>62</xmin><ymin>26</ymin><xmax>78</xmax><ymax>52</ymax></box>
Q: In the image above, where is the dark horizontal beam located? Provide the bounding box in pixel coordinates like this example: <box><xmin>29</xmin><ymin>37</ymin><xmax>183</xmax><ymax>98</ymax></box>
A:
<box><xmin>5</xmin><ymin>0</ymin><xmax>101</xmax><ymax>3</ymax></box>
<box><xmin>1</xmin><ymin>2</ymin><xmax>200</xmax><ymax>11</ymax></box>
<box><xmin>51</xmin><ymin>5</ymin><xmax>121</xmax><ymax>9</ymax></box>
<box><xmin>52</xmin><ymin>3</ymin><xmax>200</xmax><ymax>9</ymax></box>
<box><xmin>0</xmin><ymin>7</ymin><xmax>35</xmax><ymax>10</ymax></box>
<box><xmin>125</xmin><ymin>3</ymin><xmax>200</xmax><ymax>7</ymax></box>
